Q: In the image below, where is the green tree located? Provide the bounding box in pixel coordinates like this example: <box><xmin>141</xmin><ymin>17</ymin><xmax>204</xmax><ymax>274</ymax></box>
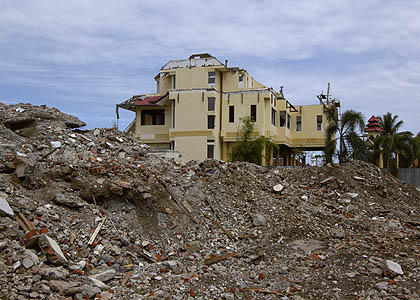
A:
<box><xmin>230</xmin><ymin>117</ymin><xmax>278</xmax><ymax>165</ymax></box>
<box><xmin>377</xmin><ymin>113</ymin><xmax>414</xmax><ymax>168</ymax></box>
<box><xmin>324</xmin><ymin>106</ymin><xmax>365</xmax><ymax>164</ymax></box>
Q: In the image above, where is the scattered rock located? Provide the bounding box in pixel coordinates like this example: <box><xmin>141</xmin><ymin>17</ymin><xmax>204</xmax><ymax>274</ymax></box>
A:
<box><xmin>252</xmin><ymin>214</ymin><xmax>266</xmax><ymax>226</ymax></box>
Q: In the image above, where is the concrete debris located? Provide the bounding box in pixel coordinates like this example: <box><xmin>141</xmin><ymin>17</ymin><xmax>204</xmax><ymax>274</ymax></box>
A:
<box><xmin>252</xmin><ymin>213</ymin><xmax>267</xmax><ymax>226</ymax></box>
<box><xmin>384</xmin><ymin>259</ymin><xmax>404</xmax><ymax>277</ymax></box>
<box><xmin>273</xmin><ymin>183</ymin><xmax>284</xmax><ymax>192</ymax></box>
<box><xmin>0</xmin><ymin>196</ymin><xmax>14</xmax><ymax>216</ymax></box>
<box><xmin>0</xmin><ymin>102</ymin><xmax>419</xmax><ymax>299</ymax></box>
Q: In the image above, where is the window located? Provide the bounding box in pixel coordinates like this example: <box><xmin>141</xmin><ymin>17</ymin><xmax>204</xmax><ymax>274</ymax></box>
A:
<box><xmin>172</xmin><ymin>75</ymin><xmax>176</xmax><ymax>89</ymax></box>
<box><xmin>207</xmin><ymin>140</ymin><xmax>215</xmax><ymax>159</ymax></box>
<box><xmin>271</xmin><ymin>108</ymin><xmax>276</xmax><ymax>126</ymax></box>
<box><xmin>287</xmin><ymin>113</ymin><xmax>290</xmax><ymax>129</ymax></box>
<box><xmin>208</xmin><ymin>115</ymin><xmax>215</xmax><ymax>129</ymax></box>
<box><xmin>208</xmin><ymin>72</ymin><xmax>216</xmax><ymax>87</ymax></box>
<box><xmin>296</xmin><ymin>116</ymin><xmax>302</xmax><ymax>131</ymax></box>
<box><xmin>141</xmin><ymin>109</ymin><xmax>165</xmax><ymax>125</ymax></box>
<box><xmin>238</xmin><ymin>74</ymin><xmax>244</xmax><ymax>89</ymax></box>
<box><xmin>279</xmin><ymin>111</ymin><xmax>286</xmax><ymax>127</ymax></box>
<box><xmin>317</xmin><ymin>115</ymin><xmax>323</xmax><ymax>131</ymax></box>
<box><xmin>170</xmin><ymin>141</ymin><xmax>175</xmax><ymax>150</ymax></box>
<box><xmin>208</xmin><ymin>97</ymin><xmax>215</xmax><ymax>111</ymax></box>
<box><xmin>229</xmin><ymin>105</ymin><xmax>234</xmax><ymax>123</ymax></box>
<box><xmin>171</xmin><ymin>100</ymin><xmax>175</xmax><ymax>128</ymax></box>
<box><xmin>250</xmin><ymin>105</ymin><xmax>257</xmax><ymax>121</ymax></box>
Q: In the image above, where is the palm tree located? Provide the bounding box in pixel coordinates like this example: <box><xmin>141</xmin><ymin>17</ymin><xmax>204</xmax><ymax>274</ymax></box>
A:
<box><xmin>324</xmin><ymin>106</ymin><xmax>365</xmax><ymax>164</ymax></box>
<box><xmin>377</xmin><ymin>113</ymin><xmax>415</xmax><ymax>168</ymax></box>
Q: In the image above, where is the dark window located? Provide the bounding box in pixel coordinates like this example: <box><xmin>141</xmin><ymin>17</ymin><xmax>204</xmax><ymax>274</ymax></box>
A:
<box><xmin>141</xmin><ymin>109</ymin><xmax>165</xmax><ymax>125</ymax></box>
<box><xmin>250</xmin><ymin>105</ymin><xmax>257</xmax><ymax>121</ymax></box>
<box><xmin>296</xmin><ymin>116</ymin><xmax>302</xmax><ymax>131</ymax></box>
<box><xmin>208</xmin><ymin>72</ymin><xmax>216</xmax><ymax>86</ymax></box>
<box><xmin>238</xmin><ymin>74</ymin><xmax>244</xmax><ymax>88</ymax></box>
<box><xmin>207</xmin><ymin>144</ymin><xmax>215</xmax><ymax>159</ymax></box>
<box><xmin>170</xmin><ymin>141</ymin><xmax>175</xmax><ymax>150</ymax></box>
<box><xmin>208</xmin><ymin>97</ymin><xmax>215</xmax><ymax>111</ymax></box>
<box><xmin>279</xmin><ymin>111</ymin><xmax>286</xmax><ymax>127</ymax></box>
<box><xmin>172</xmin><ymin>75</ymin><xmax>176</xmax><ymax>89</ymax></box>
<box><xmin>317</xmin><ymin>115</ymin><xmax>322</xmax><ymax>131</ymax></box>
<box><xmin>271</xmin><ymin>108</ymin><xmax>276</xmax><ymax>126</ymax></box>
<box><xmin>229</xmin><ymin>106</ymin><xmax>234</xmax><ymax>123</ymax></box>
<box><xmin>287</xmin><ymin>113</ymin><xmax>290</xmax><ymax>129</ymax></box>
<box><xmin>208</xmin><ymin>115</ymin><xmax>215</xmax><ymax>129</ymax></box>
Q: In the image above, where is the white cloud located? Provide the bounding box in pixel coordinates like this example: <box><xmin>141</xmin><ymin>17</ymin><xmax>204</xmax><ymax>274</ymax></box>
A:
<box><xmin>0</xmin><ymin>0</ymin><xmax>419</xmax><ymax>132</ymax></box>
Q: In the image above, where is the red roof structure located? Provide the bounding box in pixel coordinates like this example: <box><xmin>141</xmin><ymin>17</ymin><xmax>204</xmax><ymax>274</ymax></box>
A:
<box><xmin>365</xmin><ymin>115</ymin><xmax>384</xmax><ymax>133</ymax></box>
<box><xmin>135</xmin><ymin>95</ymin><xmax>164</xmax><ymax>106</ymax></box>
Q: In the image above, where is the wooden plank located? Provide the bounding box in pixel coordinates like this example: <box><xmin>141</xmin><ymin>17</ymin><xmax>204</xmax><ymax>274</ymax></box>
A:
<box><xmin>121</xmin><ymin>270</ymin><xmax>134</xmax><ymax>286</ymax></box>
<box><xmin>88</xmin><ymin>217</ymin><xmax>106</xmax><ymax>246</ymax></box>
<box><xmin>204</xmin><ymin>253</ymin><xmax>239</xmax><ymax>266</ymax></box>
<box><xmin>15</xmin><ymin>215</ymin><xmax>29</xmax><ymax>232</ymax></box>
<box><xmin>69</xmin><ymin>230</ymin><xmax>76</xmax><ymax>245</ymax></box>
<box><xmin>212</xmin><ymin>219</ymin><xmax>233</xmax><ymax>241</ymax></box>
<box><xmin>18</xmin><ymin>212</ymin><xmax>34</xmax><ymax>231</ymax></box>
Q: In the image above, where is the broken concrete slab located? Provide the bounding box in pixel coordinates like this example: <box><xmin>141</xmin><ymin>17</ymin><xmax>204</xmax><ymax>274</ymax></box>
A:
<box><xmin>289</xmin><ymin>239</ymin><xmax>324</xmax><ymax>253</ymax></box>
<box><xmin>90</xmin><ymin>269</ymin><xmax>116</xmax><ymax>282</ymax></box>
<box><xmin>38</xmin><ymin>235</ymin><xmax>68</xmax><ymax>265</ymax></box>
<box><xmin>384</xmin><ymin>259</ymin><xmax>404</xmax><ymax>277</ymax></box>
<box><xmin>0</xmin><ymin>196</ymin><xmax>14</xmax><ymax>216</ymax></box>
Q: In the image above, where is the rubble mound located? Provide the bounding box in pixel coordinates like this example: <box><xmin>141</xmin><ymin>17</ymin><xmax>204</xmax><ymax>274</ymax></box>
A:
<box><xmin>0</xmin><ymin>102</ymin><xmax>419</xmax><ymax>300</ymax></box>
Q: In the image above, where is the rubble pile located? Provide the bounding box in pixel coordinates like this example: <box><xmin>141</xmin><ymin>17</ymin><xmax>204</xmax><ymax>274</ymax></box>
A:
<box><xmin>1</xmin><ymin>102</ymin><xmax>419</xmax><ymax>300</ymax></box>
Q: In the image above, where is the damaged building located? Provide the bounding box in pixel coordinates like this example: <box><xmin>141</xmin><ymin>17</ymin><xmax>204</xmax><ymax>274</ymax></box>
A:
<box><xmin>117</xmin><ymin>53</ymin><xmax>340</xmax><ymax>165</ymax></box>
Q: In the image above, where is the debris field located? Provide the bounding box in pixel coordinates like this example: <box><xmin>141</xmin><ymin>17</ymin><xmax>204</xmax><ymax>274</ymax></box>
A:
<box><xmin>0</xmin><ymin>102</ymin><xmax>419</xmax><ymax>300</ymax></box>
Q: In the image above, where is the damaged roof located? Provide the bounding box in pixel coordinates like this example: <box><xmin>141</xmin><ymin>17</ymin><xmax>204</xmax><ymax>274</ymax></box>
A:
<box><xmin>118</xmin><ymin>93</ymin><xmax>169</xmax><ymax>111</ymax></box>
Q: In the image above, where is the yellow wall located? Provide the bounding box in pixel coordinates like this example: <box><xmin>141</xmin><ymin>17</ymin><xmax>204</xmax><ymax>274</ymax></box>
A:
<box><xmin>125</xmin><ymin>55</ymin><xmax>331</xmax><ymax>163</ymax></box>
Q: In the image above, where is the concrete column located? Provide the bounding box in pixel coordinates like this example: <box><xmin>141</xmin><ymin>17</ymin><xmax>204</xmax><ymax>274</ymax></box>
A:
<box><xmin>379</xmin><ymin>151</ymin><xmax>384</xmax><ymax>168</ymax></box>
<box><xmin>261</xmin><ymin>143</ymin><xmax>267</xmax><ymax>166</ymax></box>
<box><xmin>222</xmin><ymin>142</ymin><xmax>228</xmax><ymax>161</ymax></box>
<box><xmin>269</xmin><ymin>147</ymin><xmax>273</xmax><ymax>166</ymax></box>
<box><xmin>292</xmin><ymin>154</ymin><xmax>296</xmax><ymax>167</ymax></box>
<box><xmin>396</xmin><ymin>153</ymin><xmax>399</xmax><ymax>168</ymax></box>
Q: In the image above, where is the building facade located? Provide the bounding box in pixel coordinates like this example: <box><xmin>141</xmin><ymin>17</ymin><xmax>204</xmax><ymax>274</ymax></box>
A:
<box><xmin>117</xmin><ymin>53</ymin><xmax>338</xmax><ymax>165</ymax></box>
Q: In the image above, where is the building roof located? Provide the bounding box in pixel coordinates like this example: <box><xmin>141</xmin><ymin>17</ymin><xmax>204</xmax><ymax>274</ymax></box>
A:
<box><xmin>117</xmin><ymin>93</ymin><xmax>169</xmax><ymax>111</ymax></box>
<box><xmin>365</xmin><ymin>115</ymin><xmax>384</xmax><ymax>132</ymax></box>
<box><xmin>161</xmin><ymin>53</ymin><xmax>224</xmax><ymax>70</ymax></box>
<box><xmin>135</xmin><ymin>95</ymin><xmax>165</xmax><ymax>106</ymax></box>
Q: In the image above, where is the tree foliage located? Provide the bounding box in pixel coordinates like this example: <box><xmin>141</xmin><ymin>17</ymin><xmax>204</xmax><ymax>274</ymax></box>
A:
<box><xmin>230</xmin><ymin>117</ymin><xmax>278</xmax><ymax>165</ymax></box>
<box><xmin>374</xmin><ymin>113</ymin><xmax>415</xmax><ymax>168</ymax></box>
<box><xmin>324</xmin><ymin>106</ymin><xmax>365</xmax><ymax>164</ymax></box>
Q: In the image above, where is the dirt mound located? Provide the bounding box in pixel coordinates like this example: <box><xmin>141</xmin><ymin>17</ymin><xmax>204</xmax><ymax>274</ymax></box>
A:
<box><xmin>0</xmin><ymin>102</ymin><xmax>419</xmax><ymax>300</ymax></box>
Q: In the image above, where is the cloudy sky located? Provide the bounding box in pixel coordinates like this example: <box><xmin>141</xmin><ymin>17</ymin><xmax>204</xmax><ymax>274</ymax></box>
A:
<box><xmin>1</xmin><ymin>0</ymin><xmax>419</xmax><ymax>133</ymax></box>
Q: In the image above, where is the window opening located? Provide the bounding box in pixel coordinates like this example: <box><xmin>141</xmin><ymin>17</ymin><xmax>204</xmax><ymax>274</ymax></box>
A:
<box><xmin>296</xmin><ymin>116</ymin><xmax>302</xmax><ymax>131</ymax></box>
<box><xmin>279</xmin><ymin>111</ymin><xmax>286</xmax><ymax>127</ymax></box>
<box><xmin>208</xmin><ymin>72</ymin><xmax>216</xmax><ymax>87</ymax></box>
<box><xmin>141</xmin><ymin>110</ymin><xmax>165</xmax><ymax>125</ymax></box>
<box><xmin>207</xmin><ymin>143</ymin><xmax>215</xmax><ymax>159</ymax></box>
<box><xmin>317</xmin><ymin>115</ymin><xmax>323</xmax><ymax>131</ymax></box>
<box><xmin>271</xmin><ymin>108</ymin><xmax>276</xmax><ymax>126</ymax></box>
<box><xmin>208</xmin><ymin>115</ymin><xmax>215</xmax><ymax>129</ymax></box>
<box><xmin>250</xmin><ymin>105</ymin><xmax>257</xmax><ymax>121</ymax></box>
<box><xmin>238</xmin><ymin>74</ymin><xmax>244</xmax><ymax>88</ymax></box>
<box><xmin>208</xmin><ymin>97</ymin><xmax>215</xmax><ymax>111</ymax></box>
<box><xmin>229</xmin><ymin>105</ymin><xmax>234</xmax><ymax>123</ymax></box>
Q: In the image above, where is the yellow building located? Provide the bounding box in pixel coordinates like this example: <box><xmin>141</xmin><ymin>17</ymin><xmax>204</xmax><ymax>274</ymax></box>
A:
<box><xmin>117</xmin><ymin>53</ymin><xmax>338</xmax><ymax>166</ymax></box>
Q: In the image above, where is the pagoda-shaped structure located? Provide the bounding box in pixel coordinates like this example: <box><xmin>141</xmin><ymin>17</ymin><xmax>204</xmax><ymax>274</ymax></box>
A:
<box><xmin>365</xmin><ymin>115</ymin><xmax>384</xmax><ymax>139</ymax></box>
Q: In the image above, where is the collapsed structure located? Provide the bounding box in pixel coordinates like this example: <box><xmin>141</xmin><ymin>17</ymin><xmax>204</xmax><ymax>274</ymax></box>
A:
<box><xmin>1</xmin><ymin>102</ymin><xmax>420</xmax><ymax>299</ymax></box>
<box><xmin>117</xmin><ymin>53</ymin><xmax>340</xmax><ymax>165</ymax></box>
